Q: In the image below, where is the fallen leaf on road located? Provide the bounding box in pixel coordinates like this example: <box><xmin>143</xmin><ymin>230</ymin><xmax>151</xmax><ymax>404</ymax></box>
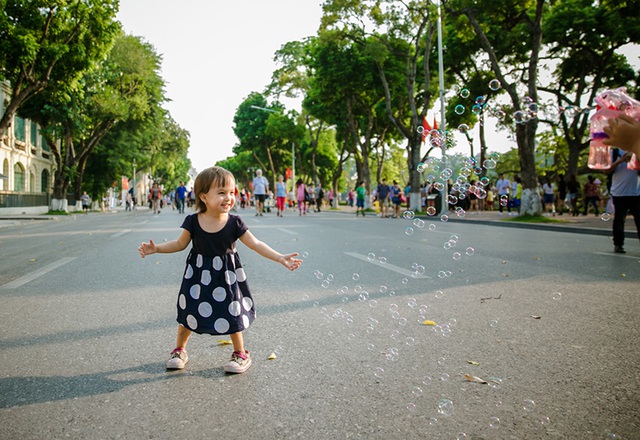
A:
<box><xmin>422</xmin><ymin>320</ymin><xmax>437</xmax><ymax>326</ymax></box>
<box><xmin>530</xmin><ymin>315</ymin><xmax>541</xmax><ymax>319</ymax></box>
<box><xmin>268</xmin><ymin>352</ymin><xmax>277</xmax><ymax>360</ymax></box>
<box><xmin>464</xmin><ymin>374</ymin><xmax>487</xmax><ymax>384</ymax></box>
<box><xmin>217</xmin><ymin>339</ymin><xmax>232</xmax><ymax>346</ymax></box>
<box><xmin>467</xmin><ymin>360</ymin><xmax>480</xmax><ymax>366</ymax></box>
<box><xmin>29</xmin><ymin>259</ymin><xmax>37</xmax><ymax>262</ymax></box>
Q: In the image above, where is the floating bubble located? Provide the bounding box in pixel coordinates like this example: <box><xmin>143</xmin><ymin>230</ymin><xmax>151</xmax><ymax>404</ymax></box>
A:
<box><xmin>458</xmin><ymin>123</ymin><xmax>469</xmax><ymax>133</ymax></box>
<box><xmin>459</xmin><ymin>88</ymin><xmax>470</xmax><ymax>99</ymax></box>
<box><xmin>483</xmin><ymin>159</ymin><xmax>497</xmax><ymax>169</ymax></box>
<box><xmin>406</xmin><ymin>403</ymin><xmax>417</xmax><ymax>412</ymax></box>
<box><xmin>426</xmin><ymin>206</ymin><xmax>437</xmax><ymax>216</ymax></box>
<box><xmin>453</xmin><ymin>252</ymin><xmax>462</xmax><ymax>260</ymax></box>
<box><xmin>369</xmin><ymin>299</ymin><xmax>378</xmax><ymax>308</ymax></box>
<box><xmin>437</xmin><ymin>398</ymin><xmax>453</xmax><ymax>416</ymax></box>
<box><xmin>416</xmin><ymin>125</ymin><xmax>424</xmax><ymax>134</ymax></box>
<box><xmin>488</xmin><ymin>79</ymin><xmax>501</xmax><ymax>91</ymax></box>
<box><xmin>429</xmin><ymin>223</ymin><xmax>437</xmax><ymax>231</ymax></box>
<box><xmin>432</xmin><ymin>181</ymin><xmax>444</xmax><ymax>191</ymax></box>
<box><xmin>456</xmin><ymin>208</ymin><xmax>466</xmax><ymax>218</ymax></box>
<box><xmin>523</xmin><ymin>399</ymin><xmax>536</xmax><ymax>412</ymax></box>
<box><xmin>440</xmin><ymin>214</ymin><xmax>449</xmax><ymax>222</ymax></box>
<box><xmin>435</xmin><ymin>290</ymin><xmax>444</xmax><ymax>298</ymax></box>
<box><xmin>406</xmin><ymin>337</ymin><xmax>416</xmax><ymax>345</ymax></box>
<box><xmin>302</xmin><ymin>294</ymin><xmax>309</xmax><ymax>301</ymax></box>
<box><xmin>440</xmin><ymin>373</ymin><xmax>450</xmax><ymax>382</ymax></box>
<box><xmin>489</xmin><ymin>417</ymin><xmax>500</xmax><ymax>429</ymax></box>
<box><xmin>454</xmin><ymin>104</ymin><xmax>465</xmax><ymax>115</ymax></box>
<box><xmin>465</xmin><ymin>247</ymin><xmax>475</xmax><ymax>256</ymax></box>
<box><xmin>413</xmin><ymin>218</ymin><xmax>425</xmax><ymax>228</ymax></box>
<box><xmin>423</xmin><ymin>375</ymin><xmax>432</xmax><ymax>386</ymax></box>
<box><xmin>494</xmin><ymin>109</ymin><xmax>506</xmax><ymax>120</ymax></box>
<box><xmin>437</xmin><ymin>271</ymin><xmax>446</xmax><ymax>279</ymax></box>
<box><xmin>405</xmin><ymin>227</ymin><xmax>414</xmax><ymax>236</ymax></box>
<box><xmin>326</xmin><ymin>274</ymin><xmax>334</xmax><ymax>281</ymax></box>
<box><xmin>379</xmin><ymin>256</ymin><xmax>387</xmax><ymax>264</ymax></box>
<box><xmin>403</xmin><ymin>210</ymin><xmax>415</xmax><ymax>220</ymax></box>
<box><xmin>601</xmin><ymin>213</ymin><xmax>611</xmax><ymax>221</ymax></box>
<box><xmin>471</xmin><ymin>104</ymin><xmax>482</xmax><ymax>115</ymax></box>
<box><xmin>352</xmin><ymin>273</ymin><xmax>360</xmax><ymax>281</ymax></box>
<box><xmin>367</xmin><ymin>252</ymin><xmax>375</xmax><ymax>261</ymax></box>
<box><xmin>437</xmin><ymin>356</ymin><xmax>446</xmax><ymax>366</ymax></box>
<box><xmin>490</xmin><ymin>319</ymin><xmax>499</xmax><ymax>328</ymax></box>
<box><xmin>355</xmin><ymin>285</ymin><xmax>362</xmax><ymax>293</ymax></box>
<box><xmin>475</xmin><ymin>95</ymin><xmax>486</xmax><ymax>106</ymax></box>
<box><xmin>488</xmin><ymin>377</ymin><xmax>503</xmax><ymax>389</ymax></box>
<box><xmin>321</xmin><ymin>280</ymin><xmax>330</xmax><ymax>288</ymax></box>
<box><xmin>379</xmin><ymin>285</ymin><xmax>388</xmax><ymax>294</ymax></box>
<box><xmin>514</xmin><ymin>110</ymin><xmax>527</xmax><ymax>124</ymax></box>
<box><xmin>457</xmin><ymin>433</ymin><xmax>469</xmax><ymax>440</ymax></box>
<box><xmin>440</xmin><ymin>168</ymin><xmax>453</xmax><ymax>180</ymax></box>
<box><xmin>552</xmin><ymin>292</ymin><xmax>562</xmax><ymax>300</ymax></box>
<box><xmin>302</xmin><ymin>252</ymin><xmax>309</xmax><ymax>258</ymax></box>
<box><xmin>367</xmin><ymin>343</ymin><xmax>375</xmax><ymax>351</ymax></box>
<box><xmin>412</xmin><ymin>386</ymin><xmax>423</xmax><ymax>396</ymax></box>
<box><xmin>429</xmin><ymin>417</ymin><xmax>438</xmax><ymax>426</ymax></box>
<box><xmin>374</xmin><ymin>367</ymin><xmax>384</xmax><ymax>378</ymax></box>
<box><xmin>401</xmin><ymin>278</ymin><xmax>409</xmax><ymax>285</ymax></box>
<box><xmin>539</xmin><ymin>416</ymin><xmax>551</xmax><ymax>426</ymax></box>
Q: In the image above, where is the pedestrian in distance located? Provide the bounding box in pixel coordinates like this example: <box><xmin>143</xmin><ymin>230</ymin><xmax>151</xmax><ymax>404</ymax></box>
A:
<box><xmin>276</xmin><ymin>175</ymin><xmax>287</xmax><ymax>217</ymax></box>
<box><xmin>149</xmin><ymin>182</ymin><xmax>162</xmax><ymax>214</ymax></box>
<box><xmin>252</xmin><ymin>169</ymin><xmax>269</xmax><ymax>216</ymax></box>
<box><xmin>583</xmin><ymin>175</ymin><xmax>600</xmax><ymax>216</ymax></box>
<box><xmin>81</xmin><ymin>191</ymin><xmax>91</xmax><ymax>214</ymax></box>
<box><xmin>175</xmin><ymin>181</ymin><xmax>188</xmax><ymax>214</ymax></box>
<box><xmin>603</xmin><ymin>148</ymin><xmax>640</xmax><ymax>254</ymax></box>
<box><xmin>355</xmin><ymin>181</ymin><xmax>366</xmax><ymax>217</ymax></box>
<box><xmin>496</xmin><ymin>173</ymin><xmax>511</xmax><ymax>214</ymax></box>
<box><xmin>296</xmin><ymin>178</ymin><xmax>308</xmax><ymax>216</ymax></box>
<box><xmin>377</xmin><ymin>178</ymin><xmax>391</xmax><ymax>218</ymax></box>
<box><xmin>138</xmin><ymin>166</ymin><xmax>302</xmax><ymax>373</ymax></box>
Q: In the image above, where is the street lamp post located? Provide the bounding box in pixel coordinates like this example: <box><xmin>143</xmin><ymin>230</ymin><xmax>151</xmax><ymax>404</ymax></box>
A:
<box><xmin>436</xmin><ymin>0</ymin><xmax>448</xmax><ymax>217</ymax></box>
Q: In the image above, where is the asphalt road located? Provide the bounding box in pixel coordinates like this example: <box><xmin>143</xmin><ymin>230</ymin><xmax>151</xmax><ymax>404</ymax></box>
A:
<box><xmin>0</xmin><ymin>208</ymin><xmax>638</xmax><ymax>439</ymax></box>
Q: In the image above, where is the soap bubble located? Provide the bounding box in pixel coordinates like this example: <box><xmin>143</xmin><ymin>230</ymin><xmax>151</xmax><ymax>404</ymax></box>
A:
<box><xmin>374</xmin><ymin>367</ymin><xmax>384</xmax><ymax>378</ymax></box>
<box><xmin>403</xmin><ymin>210</ymin><xmax>415</xmax><ymax>220</ymax></box>
<box><xmin>552</xmin><ymin>292</ymin><xmax>562</xmax><ymax>300</ymax></box>
<box><xmin>426</xmin><ymin>206</ymin><xmax>437</xmax><ymax>216</ymax></box>
<box><xmin>459</xmin><ymin>88</ymin><xmax>470</xmax><ymax>99</ymax></box>
<box><xmin>453</xmin><ymin>252</ymin><xmax>462</xmax><ymax>260</ymax></box>
<box><xmin>302</xmin><ymin>252</ymin><xmax>309</xmax><ymax>258</ymax></box>
<box><xmin>489</xmin><ymin>417</ymin><xmax>500</xmax><ymax>428</ymax></box>
<box><xmin>406</xmin><ymin>403</ymin><xmax>417</xmax><ymax>412</ymax></box>
<box><xmin>601</xmin><ymin>213</ymin><xmax>611</xmax><ymax>221</ymax></box>
<box><xmin>471</xmin><ymin>104</ymin><xmax>482</xmax><ymax>115</ymax></box>
<box><xmin>475</xmin><ymin>95</ymin><xmax>486</xmax><ymax>106</ymax></box>
<box><xmin>523</xmin><ymin>399</ymin><xmax>536</xmax><ymax>412</ymax></box>
<box><xmin>437</xmin><ymin>398</ymin><xmax>453</xmax><ymax>416</ymax></box>
<box><xmin>405</xmin><ymin>227</ymin><xmax>414</xmax><ymax>236</ymax></box>
<box><xmin>367</xmin><ymin>252</ymin><xmax>375</xmax><ymax>261</ymax></box>
<box><xmin>457</xmin><ymin>123</ymin><xmax>469</xmax><ymax>133</ymax></box>
<box><xmin>483</xmin><ymin>159</ymin><xmax>497</xmax><ymax>169</ymax></box>
<box><xmin>440</xmin><ymin>214</ymin><xmax>449</xmax><ymax>222</ymax></box>
<box><xmin>488</xmin><ymin>79</ymin><xmax>501</xmax><ymax>91</ymax></box>
<box><xmin>352</xmin><ymin>273</ymin><xmax>360</xmax><ymax>281</ymax></box>
<box><xmin>465</xmin><ymin>247</ymin><xmax>475</xmax><ymax>256</ymax></box>
<box><xmin>514</xmin><ymin>110</ymin><xmax>527</xmax><ymax>124</ymax></box>
<box><xmin>422</xmin><ymin>375</ymin><xmax>432</xmax><ymax>385</ymax></box>
<box><xmin>454</xmin><ymin>104</ymin><xmax>465</xmax><ymax>115</ymax></box>
<box><xmin>413</xmin><ymin>218</ymin><xmax>425</xmax><ymax>228</ymax></box>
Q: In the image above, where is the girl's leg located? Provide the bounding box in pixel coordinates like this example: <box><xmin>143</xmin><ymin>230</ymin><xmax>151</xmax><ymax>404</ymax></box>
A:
<box><xmin>230</xmin><ymin>332</ymin><xmax>245</xmax><ymax>353</ymax></box>
<box><xmin>175</xmin><ymin>324</ymin><xmax>192</xmax><ymax>349</ymax></box>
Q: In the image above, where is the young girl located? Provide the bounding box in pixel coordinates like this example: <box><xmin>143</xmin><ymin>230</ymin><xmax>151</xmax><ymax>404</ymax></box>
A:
<box><xmin>138</xmin><ymin>166</ymin><xmax>302</xmax><ymax>373</ymax></box>
<box><xmin>296</xmin><ymin>178</ymin><xmax>308</xmax><ymax>216</ymax></box>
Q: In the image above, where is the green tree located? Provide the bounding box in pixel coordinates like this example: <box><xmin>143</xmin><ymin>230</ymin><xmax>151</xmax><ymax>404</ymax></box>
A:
<box><xmin>0</xmin><ymin>0</ymin><xmax>120</xmax><ymax>136</ymax></box>
<box><xmin>320</xmin><ymin>0</ymin><xmax>441</xmax><ymax>211</ymax></box>
<box><xmin>19</xmin><ymin>33</ymin><xmax>167</xmax><ymax>209</ymax></box>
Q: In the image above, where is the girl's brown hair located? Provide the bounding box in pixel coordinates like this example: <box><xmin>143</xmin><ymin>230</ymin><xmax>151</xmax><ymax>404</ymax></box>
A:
<box><xmin>193</xmin><ymin>166</ymin><xmax>235</xmax><ymax>213</ymax></box>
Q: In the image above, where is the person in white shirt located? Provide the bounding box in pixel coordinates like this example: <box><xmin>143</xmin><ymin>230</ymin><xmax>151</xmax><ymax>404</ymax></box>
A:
<box><xmin>252</xmin><ymin>169</ymin><xmax>269</xmax><ymax>216</ymax></box>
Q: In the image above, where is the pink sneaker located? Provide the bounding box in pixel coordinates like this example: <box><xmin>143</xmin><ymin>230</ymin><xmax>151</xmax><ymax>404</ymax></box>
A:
<box><xmin>223</xmin><ymin>350</ymin><xmax>251</xmax><ymax>373</ymax></box>
<box><xmin>166</xmin><ymin>348</ymin><xmax>188</xmax><ymax>369</ymax></box>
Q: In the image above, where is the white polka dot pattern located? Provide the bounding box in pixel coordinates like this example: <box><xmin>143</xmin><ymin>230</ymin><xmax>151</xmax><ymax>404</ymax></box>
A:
<box><xmin>201</xmin><ymin>270</ymin><xmax>211</xmax><ymax>286</ymax></box>
<box><xmin>190</xmin><ymin>284</ymin><xmax>200</xmax><ymax>300</ymax></box>
<box><xmin>212</xmin><ymin>256</ymin><xmax>223</xmax><ymax>271</ymax></box>
<box><xmin>184</xmin><ymin>265</ymin><xmax>193</xmax><ymax>279</ymax></box>
<box><xmin>186</xmin><ymin>314</ymin><xmax>198</xmax><ymax>329</ymax></box>
<box><xmin>196</xmin><ymin>254</ymin><xmax>203</xmax><ymax>268</ymax></box>
<box><xmin>225</xmin><ymin>270</ymin><xmax>236</xmax><ymax>285</ymax></box>
<box><xmin>236</xmin><ymin>268</ymin><xmax>246</xmax><ymax>282</ymax></box>
<box><xmin>198</xmin><ymin>302</ymin><xmax>213</xmax><ymax>318</ymax></box>
<box><xmin>229</xmin><ymin>300</ymin><xmax>241</xmax><ymax>317</ymax></box>
<box><xmin>178</xmin><ymin>294</ymin><xmax>186</xmax><ymax>310</ymax></box>
<box><xmin>242</xmin><ymin>297</ymin><xmax>253</xmax><ymax>311</ymax></box>
<box><xmin>214</xmin><ymin>318</ymin><xmax>230</xmax><ymax>334</ymax></box>
<box><xmin>212</xmin><ymin>287</ymin><xmax>226</xmax><ymax>302</ymax></box>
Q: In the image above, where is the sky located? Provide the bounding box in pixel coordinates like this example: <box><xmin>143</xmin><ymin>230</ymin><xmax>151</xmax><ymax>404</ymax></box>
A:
<box><xmin>116</xmin><ymin>1</ymin><xmax>325</xmax><ymax>173</ymax></box>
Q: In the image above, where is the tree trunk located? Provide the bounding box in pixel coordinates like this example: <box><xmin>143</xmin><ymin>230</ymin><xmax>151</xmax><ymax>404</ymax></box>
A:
<box><xmin>516</xmin><ymin>121</ymin><xmax>542</xmax><ymax>215</ymax></box>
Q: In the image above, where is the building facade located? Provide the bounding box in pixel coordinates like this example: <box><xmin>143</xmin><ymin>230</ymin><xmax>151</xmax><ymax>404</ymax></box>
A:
<box><xmin>0</xmin><ymin>81</ymin><xmax>56</xmax><ymax>214</ymax></box>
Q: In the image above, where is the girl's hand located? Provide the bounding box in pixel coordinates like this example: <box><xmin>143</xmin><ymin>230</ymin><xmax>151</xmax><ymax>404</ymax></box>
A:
<box><xmin>138</xmin><ymin>240</ymin><xmax>157</xmax><ymax>258</ymax></box>
<box><xmin>281</xmin><ymin>253</ymin><xmax>302</xmax><ymax>271</ymax></box>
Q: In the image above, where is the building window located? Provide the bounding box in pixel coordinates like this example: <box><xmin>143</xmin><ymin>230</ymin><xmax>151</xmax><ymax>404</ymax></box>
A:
<box><xmin>41</xmin><ymin>134</ymin><xmax>50</xmax><ymax>151</ymax></box>
<box><xmin>41</xmin><ymin>169</ymin><xmax>50</xmax><ymax>193</ymax></box>
<box><xmin>14</xmin><ymin>163</ymin><xmax>25</xmax><ymax>192</ymax></box>
<box><xmin>31</xmin><ymin>121</ymin><xmax>38</xmax><ymax>146</ymax></box>
<box><xmin>2</xmin><ymin>159</ymin><xmax>8</xmax><ymax>191</ymax></box>
<box><xmin>30</xmin><ymin>171</ymin><xmax>35</xmax><ymax>192</ymax></box>
<box><xmin>14</xmin><ymin>116</ymin><xmax>26</xmax><ymax>142</ymax></box>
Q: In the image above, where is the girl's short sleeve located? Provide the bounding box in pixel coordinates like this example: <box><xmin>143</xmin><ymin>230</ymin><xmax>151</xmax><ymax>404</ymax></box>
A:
<box><xmin>180</xmin><ymin>214</ymin><xmax>195</xmax><ymax>234</ymax></box>
<box><xmin>233</xmin><ymin>215</ymin><xmax>248</xmax><ymax>239</ymax></box>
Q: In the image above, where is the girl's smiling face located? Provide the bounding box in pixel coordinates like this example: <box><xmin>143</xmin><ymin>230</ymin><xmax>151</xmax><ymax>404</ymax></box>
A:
<box><xmin>200</xmin><ymin>180</ymin><xmax>236</xmax><ymax>214</ymax></box>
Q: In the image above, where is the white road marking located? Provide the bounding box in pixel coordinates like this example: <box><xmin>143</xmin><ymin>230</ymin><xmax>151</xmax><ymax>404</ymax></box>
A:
<box><xmin>345</xmin><ymin>252</ymin><xmax>430</xmax><ymax>279</ymax></box>
<box><xmin>276</xmin><ymin>228</ymin><xmax>298</xmax><ymax>235</ymax></box>
<box><xmin>110</xmin><ymin>229</ymin><xmax>131</xmax><ymax>238</ymax></box>
<box><xmin>1</xmin><ymin>257</ymin><xmax>77</xmax><ymax>289</ymax></box>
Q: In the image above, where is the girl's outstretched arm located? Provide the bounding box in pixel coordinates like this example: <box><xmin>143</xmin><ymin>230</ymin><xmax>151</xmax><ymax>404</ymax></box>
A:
<box><xmin>603</xmin><ymin>114</ymin><xmax>640</xmax><ymax>157</ymax></box>
<box><xmin>138</xmin><ymin>230</ymin><xmax>191</xmax><ymax>258</ymax></box>
<box><xmin>239</xmin><ymin>230</ymin><xmax>302</xmax><ymax>271</ymax></box>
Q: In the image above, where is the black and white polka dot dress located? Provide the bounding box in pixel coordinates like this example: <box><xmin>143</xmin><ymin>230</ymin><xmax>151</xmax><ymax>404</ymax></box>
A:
<box><xmin>176</xmin><ymin>214</ymin><xmax>255</xmax><ymax>335</ymax></box>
